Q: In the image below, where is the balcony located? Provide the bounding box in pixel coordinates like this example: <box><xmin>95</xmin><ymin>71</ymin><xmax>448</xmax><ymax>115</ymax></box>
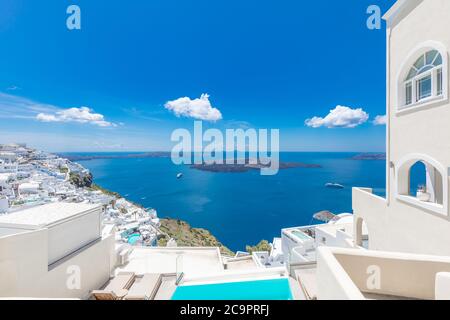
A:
<box><xmin>317</xmin><ymin>247</ymin><xmax>450</xmax><ymax>300</ymax></box>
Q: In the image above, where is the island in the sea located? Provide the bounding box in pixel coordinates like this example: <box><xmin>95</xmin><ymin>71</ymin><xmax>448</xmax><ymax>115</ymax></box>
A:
<box><xmin>190</xmin><ymin>161</ymin><xmax>322</xmax><ymax>173</ymax></box>
<box><xmin>60</xmin><ymin>152</ymin><xmax>170</xmax><ymax>162</ymax></box>
<box><xmin>350</xmin><ymin>153</ymin><xmax>386</xmax><ymax>161</ymax></box>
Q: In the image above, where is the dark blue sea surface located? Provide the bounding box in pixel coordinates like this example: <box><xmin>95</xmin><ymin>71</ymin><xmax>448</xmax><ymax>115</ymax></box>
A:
<box><xmin>76</xmin><ymin>152</ymin><xmax>388</xmax><ymax>251</ymax></box>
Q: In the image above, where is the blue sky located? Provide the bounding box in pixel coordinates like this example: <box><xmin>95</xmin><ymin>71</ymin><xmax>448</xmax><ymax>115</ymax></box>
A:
<box><xmin>0</xmin><ymin>0</ymin><xmax>395</xmax><ymax>152</ymax></box>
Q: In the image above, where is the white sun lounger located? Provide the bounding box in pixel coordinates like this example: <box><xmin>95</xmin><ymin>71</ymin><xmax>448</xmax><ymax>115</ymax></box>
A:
<box><xmin>91</xmin><ymin>272</ymin><xmax>136</xmax><ymax>300</ymax></box>
<box><xmin>124</xmin><ymin>274</ymin><xmax>163</xmax><ymax>300</ymax></box>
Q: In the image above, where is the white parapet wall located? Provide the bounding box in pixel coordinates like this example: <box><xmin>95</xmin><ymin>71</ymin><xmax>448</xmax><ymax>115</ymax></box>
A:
<box><xmin>317</xmin><ymin>247</ymin><xmax>450</xmax><ymax>300</ymax></box>
<box><xmin>352</xmin><ymin>187</ymin><xmax>387</xmax><ymax>250</ymax></box>
<box><xmin>353</xmin><ymin>184</ymin><xmax>450</xmax><ymax>257</ymax></box>
<box><xmin>0</xmin><ymin>203</ymin><xmax>115</xmax><ymax>299</ymax></box>
<box><xmin>0</xmin><ymin>203</ymin><xmax>103</xmax><ymax>266</ymax></box>
<box><xmin>316</xmin><ymin>247</ymin><xmax>365</xmax><ymax>300</ymax></box>
<box><xmin>0</xmin><ymin>228</ymin><xmax>114</xmax><ymax>299</ymax></box>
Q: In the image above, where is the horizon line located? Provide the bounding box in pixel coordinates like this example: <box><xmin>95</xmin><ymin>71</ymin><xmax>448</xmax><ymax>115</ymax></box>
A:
<box><xmin>53</xmin><ymin>150</ymin><xmax>387</xmax><ymax>154</ymax></box>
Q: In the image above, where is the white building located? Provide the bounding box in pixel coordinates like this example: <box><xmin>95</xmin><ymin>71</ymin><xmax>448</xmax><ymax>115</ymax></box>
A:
<box><xmin>0</xmin><ymin>143</ymin><xmax>26</xmax><ymax>152</ymax></box>
<box><xmin>18</xmin><ymin>182</ymin><xmax>40</xmax><ymax>195</ymax></box>
<box><xmin>0</xmin><ymin>202</ymin><xmax>114</xmax><ymax>299</ymax></box>
<box><xmin>316</xmin><ymin>0</ymin><xmax>450</xmax><ymax>300</ymax></box>
<box><xmin>0</xmin><ymin>201</ymin><xmax>294</xmax><ymax>300</ymax></box>
<box><xmin>0</xmin><ymin>152</ymin><xmax>17</xmax><ymax>163</ymax></box>
<box><xmin>0</xmin><ymin>160</ymin><xmax>18</xmax><ymax>174</ymax></box>
<box><xmin>314</xmin><ymin>214</ymin><xmax>359</xmax><ymax>249</ymax></box>
<box><xmin>277</xmin><ymin>213</ymin><xmax>361</xmax><ymax>267</ymax></box>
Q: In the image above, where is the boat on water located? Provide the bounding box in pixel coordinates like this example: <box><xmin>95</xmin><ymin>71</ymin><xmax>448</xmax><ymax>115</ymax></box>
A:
<box><xmin>325</xmin><ymin>183</ymin><xmax>344</xmax><ymax>189</ymax></box>
<box><xmin>177</xmin><ymin>173</ymin><xmax>183</xmax><ymax>179</ymax></box>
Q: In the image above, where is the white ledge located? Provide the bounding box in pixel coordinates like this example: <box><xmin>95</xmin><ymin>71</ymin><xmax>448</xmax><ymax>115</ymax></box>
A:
<box><xmin>396</xmin><ymin>96</ymin><xmax>448</xmax><ymax>115</ymax></box>
<box><xmin>396</xmin><ymin>194</ymin><xmax>447</xmax><ymax>216</ymax></box>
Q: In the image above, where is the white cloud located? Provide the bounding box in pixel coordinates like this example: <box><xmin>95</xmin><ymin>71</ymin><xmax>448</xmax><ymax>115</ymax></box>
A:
<box><xmin>164</xmin><ymin>94</ymin><xmax>222</xmax><ymax>122</ymax></box>
<box><xmin>0</xmin><ymin>92</ymin><xmax>59</xmax><ymax>120</ymax></box>
<box><xmin>373</xmin><ymin>114</ymin><xmax>387</xmax><ymax>126</ymax></box>
<box><xmin>36</xmin><ymin>107</ymin><xmax>116</xmax><ymax>127</ymax></box>
<box><xmin>0</xmin><ymin>93</ymin><xmax>116</xmax><ymax>127</ymax></box>
<box><xmin>36</xmin><ymin>113</ymin><xmax>58</xmax><ymax>122</ymax></box>
<box><xmin>305</xmin><ymin>105</ymin><xmax>369</xmax><ymax>128</ymax></box>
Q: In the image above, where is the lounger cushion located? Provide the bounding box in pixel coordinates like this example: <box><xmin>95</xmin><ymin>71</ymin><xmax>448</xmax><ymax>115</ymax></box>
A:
<box><xmin>104</xmin><ymin>272</ymin><xmax>135</xmax><ymax>292</ymax></box>
<box><xmin>124</xmin><ymin>274</ymin><xmax>162</xmax><ymax>300</ymax></box>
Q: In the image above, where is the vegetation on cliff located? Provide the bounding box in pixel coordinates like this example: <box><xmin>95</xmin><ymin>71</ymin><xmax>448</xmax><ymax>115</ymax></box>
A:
<box><xmin>89</xmin><ymin>183</ymin><xmax>121</xmax><ymax>198</ymax></box>
<box><xmin>245</xmin><ymin>240</ymin><xmax>271</xmax><ymax>254</ymax></box>
<box><xmin>157</xmin><ymin>218</ymin><xmax>234</xmax><ymax>256</ymax></box>
<box><xmin>69</xmin><ymin>172</ymin><xmax>93</xmax><ymax>188</ymax></box>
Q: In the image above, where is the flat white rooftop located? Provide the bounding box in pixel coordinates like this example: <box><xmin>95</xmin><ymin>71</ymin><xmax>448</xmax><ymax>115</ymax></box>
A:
<box><xmin>0</xmin><ymin>202</ymin><xmax>101</xmax><ymax>230</ymax></box>
<box><xmin>116</xmin><ymin>247</ymin><xmax>224</xmax><ymax>278</ymax></box>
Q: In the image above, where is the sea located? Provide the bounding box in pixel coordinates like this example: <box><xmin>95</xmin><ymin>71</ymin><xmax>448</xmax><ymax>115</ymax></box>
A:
<box><xmin>73</xmin><ymin>152</ymin><xmax>391</xmax><ymax>251</ymax></box>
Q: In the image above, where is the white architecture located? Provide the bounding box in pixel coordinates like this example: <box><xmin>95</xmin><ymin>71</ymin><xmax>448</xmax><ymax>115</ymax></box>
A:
<box><xmin>0</xmin><ymin>201</ymin><xmax>293</xmax><ymax>300</ymax></box>
<box><xmin>317</xmin><ymin>0</ymin><xmax>450</xmax><ymax>300</ymax></box>
<box><xmin>352</xmin><ymin>0</ymin><xmax>450</xmax><ymax>256</ymax></box>
<box><xmin>0</xmin><ymin>145</ymin><xmax>293</xmax><ymax>300</ymax></box>
<box><xmin>277</xmin><ymin>213</ymin><xmax>361</xmax><ymax>267</ymax></box>
<box><xmin>0</xmin><ymin>152</ymin><xmax>17</xmax><ymax>163</ymax></box>
<box><xmin>0</xmin><ymin>159</ymin><xmax>18</xmax><ymax>174</ymax></box>
<box><xmin>0</xmin><ymin>203</ymin><xmax>114</xmax><ymax>299</ymax></box>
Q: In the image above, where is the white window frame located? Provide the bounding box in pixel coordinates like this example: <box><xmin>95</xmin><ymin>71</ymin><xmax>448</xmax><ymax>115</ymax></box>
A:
<box><xmin>396</xmin><ymin>41</ymin><xmax>448</xmax><ymax>114</ymax></box>
<box><xmin>415</xmin><ymin>71</ymin><xmax>433</xmax><ymax>102</ymax></box>
<box><xmin>437</xmin><ymin>68</ymin><xmax>443</xmax><ymax>96</ymax></box>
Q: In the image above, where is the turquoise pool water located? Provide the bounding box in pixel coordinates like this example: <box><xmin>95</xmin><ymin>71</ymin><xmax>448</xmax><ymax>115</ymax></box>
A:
<box><xmin>171</xmin><ymin>278</ymin><xmax>293</xmax><ymax>300</ymax></box>
<box><xmin>127</xmin><ymin>233</ymin><xmax>141</xmax><ymax>245</ymax></box>
<box><xmin>292</xmin><ymin>230</ymin><xmax>312</xmax><ymax>240</ymax></box>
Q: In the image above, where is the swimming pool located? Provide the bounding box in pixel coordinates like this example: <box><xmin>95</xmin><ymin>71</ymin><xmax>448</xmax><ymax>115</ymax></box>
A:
<box><xmin>291</xmin><ymin>230</ymin><xmax>312</xmax><ymax>241</ymax></box>
<box><xmin>171</xmin><ymin>278</ymin><xmax>293</xmax><ymax>300</ymax></box>
<box><xmin>127</xmin><ymin>233</ymin><xmax>141</xmax><ymax>245</ymax></box>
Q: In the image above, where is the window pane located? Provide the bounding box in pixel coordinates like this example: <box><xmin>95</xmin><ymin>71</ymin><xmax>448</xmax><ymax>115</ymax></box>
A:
<box><xmin>426</xmin><ymin>50</ymin><xmax>438</xmax><ymax>65</ymax></box>
<box><xmin>405</xmin><ymin>82</ymin><xmax>412</xmax><ymax>105</ymax></box>
<box><xmin>406</xmin><ymin>68</ymin><xmax>417</xmax><ymax>81</ymax></box>
<box><xmin>414</xmin><ymin>55</ymin><xmax>425</xmax><ymax>70</ymax></box>
<box><xmin>417</xmin><ymin>75</ymin><xmax>432</xmax><ymax>101</ymax></box>
<box><xmin>437</xmin><ymin>68</ymin><xmax>443</xmax><ymax>96</ymax></box>
<box><xmin>434</xmin><ymin>53</ymin><xmax>443</xmax><ymax>66</ymax></box>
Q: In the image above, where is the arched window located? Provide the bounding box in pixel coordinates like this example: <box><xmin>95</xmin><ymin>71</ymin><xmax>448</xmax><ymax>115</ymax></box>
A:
<box><xmin>396</xmin><ymin>154</ymin><xmax>448</xmax><ymax>216</ymax></box>
<box><xmin>404</xmin><ymin>50</ymin><xmax>443</xmax><ymax>106</ymax></box>
<box><xmin>407</xmin><ymin>160</ymin><xmax>443</xmax><ymax>205</ymax></box>
<box><xmin>397</xmin><ymin>41</ymin><xmax>448</xmax><ymax>112</ymax></box>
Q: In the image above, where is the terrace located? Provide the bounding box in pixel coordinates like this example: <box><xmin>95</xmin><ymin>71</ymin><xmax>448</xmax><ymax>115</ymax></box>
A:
<box><xmin>317</xmin><ymin>247</ymin><xmax>450</xmax><ymax>300</ymax></box>
<box><xmin>92</xmin><ymin>247</ymin><xmax>299</xmax><ymax>300</ymax></box>
<box><xmin>115</xmin><ymin>247</ymin><xmax>225</xmax><ymax>277</ymax></box>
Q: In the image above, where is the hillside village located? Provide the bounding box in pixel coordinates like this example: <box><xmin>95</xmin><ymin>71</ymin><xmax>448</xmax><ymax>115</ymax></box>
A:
<box><xmin>0</xmin><ymin>143</ymin><xmax>162</xmax><ymax>246</ymax></box>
